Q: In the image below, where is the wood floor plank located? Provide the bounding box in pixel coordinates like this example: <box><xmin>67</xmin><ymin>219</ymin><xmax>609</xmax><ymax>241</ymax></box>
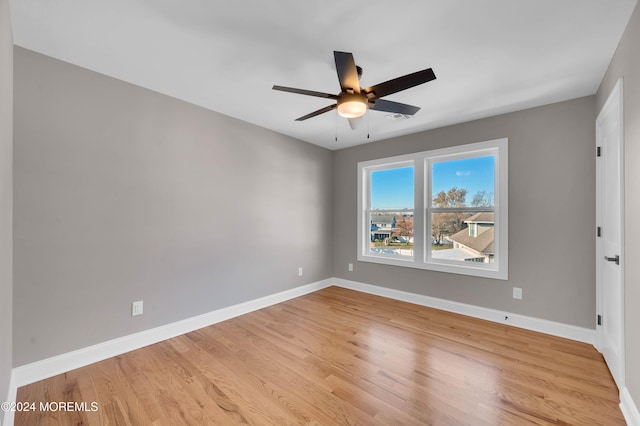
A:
<box><xmin>15</xmin><ymin>286</ymin><xmax>625</xmax><ymax>425</ymax></box>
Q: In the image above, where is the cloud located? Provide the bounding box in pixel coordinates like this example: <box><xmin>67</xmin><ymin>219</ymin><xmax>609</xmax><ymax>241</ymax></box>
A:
<box><xmin>456</xmin><ymin>171</ymin><xmax>471</xmax><ymax>176</ymax></box>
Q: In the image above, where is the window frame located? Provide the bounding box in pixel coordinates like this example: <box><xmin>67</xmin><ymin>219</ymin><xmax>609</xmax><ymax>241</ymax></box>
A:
<box><xmin>357</xmin><ymin>138</ymin><xmax>508</xmax><ymax>280</ymax></box>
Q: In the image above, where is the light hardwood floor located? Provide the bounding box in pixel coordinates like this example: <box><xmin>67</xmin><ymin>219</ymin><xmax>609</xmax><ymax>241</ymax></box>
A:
<box><xmin>16</xmin><ymin>286</ymin><xmax>624</xmax><ymax>425</ymax></box>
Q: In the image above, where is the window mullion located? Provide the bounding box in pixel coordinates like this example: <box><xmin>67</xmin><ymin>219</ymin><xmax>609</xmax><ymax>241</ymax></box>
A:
<box><xmin>425</xmin><ymin>158</ymin><xmax>432</xmax><ymax>263</ymax></box>
<box><xmin>430</xmin><ymin>207</ymin><xmax>496</xmax><ymax>213</ymax></box>
<box><xmin>413</xmin><ymin>159</ymin><xmax>424</xmax><ymax>263</ymax></box>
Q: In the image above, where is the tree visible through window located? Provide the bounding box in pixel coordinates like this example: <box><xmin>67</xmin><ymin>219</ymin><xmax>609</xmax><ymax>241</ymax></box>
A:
<box><xmin>431</xmin><ymin>187</ymin><xmax>468</xmax><ymax>245</ymax></box>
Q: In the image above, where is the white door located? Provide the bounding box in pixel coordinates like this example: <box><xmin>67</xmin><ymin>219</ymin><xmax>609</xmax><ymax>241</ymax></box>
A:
<box><xmin>596</xmin><ymin>78</ymin><xmax>625</xmax><ymax>391</ymax></box>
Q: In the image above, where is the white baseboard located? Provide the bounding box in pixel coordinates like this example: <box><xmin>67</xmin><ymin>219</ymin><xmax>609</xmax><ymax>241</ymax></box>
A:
<box><xmin>621</xmin><ymin>387</ymin><xmax>640</xmax><ymax>426</ymax></box>
<box><xmin>1</xmin><ymin>370</ymin><xmax>16</xmax><ymax>426</ymax></box>
<box><xmin>12</xmin><ymin>279</ymin><xmax>333</xmax><ymax>389</ymax></box>
<box><xmin>333</xmin><ymin>278</ymin><xmax>595</xmax><ymax>344</ymax></box>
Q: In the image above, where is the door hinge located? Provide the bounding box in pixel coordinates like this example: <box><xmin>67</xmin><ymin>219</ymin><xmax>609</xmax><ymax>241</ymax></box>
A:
<box><xmin>597</xmin><ymin>226</ymin><xmax>602</xmax><ymax>237</ymax></box>
<box><xmin>604</xmin><ymin>255</ymin><xmax>620</xmax><ymax>265</ymax></box>
<box><xmin>597</xmin><ymin>146</ymin><xmax>602</xmax><ymax>157</ymax></box>
<box><xmin>597</xmin><ymin>314</ymin><xmax>602</xmax><ymax>326</ymax></box>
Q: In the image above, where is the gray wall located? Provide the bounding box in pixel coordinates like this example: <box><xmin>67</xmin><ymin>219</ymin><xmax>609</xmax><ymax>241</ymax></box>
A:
<box><xmin>596</xmin><ymin>1</ymin><xmax>640</xmax><ymax>413</ymax></box>
<box><xmin>0</xmin><ymin>0</ymin><xmax>13</xmax><ymax>419</ymax></box>
<box><xmin>13</xmin><ymin>47</ymin><xmax>333</xmax><ymax>366</ymax></box>
<box><xmin>333</xmin><ymin>96</ymin><xmax>596</xmax><ymax>328</ymax></box>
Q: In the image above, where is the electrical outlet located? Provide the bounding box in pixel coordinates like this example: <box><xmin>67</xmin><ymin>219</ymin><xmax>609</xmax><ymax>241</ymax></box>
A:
<box><xmin>348</xmin><ymin>263</ymin><xmax>353</xmax><ymax>272</ymax></box>
<box><xmin>132</xmin><ymin>300</ymin><xmax>143</xmax><ymax>316</ymax></box>
<box><xmin>298</xmin><ymin>267</ymin><xmax>303</xmax><ymax>276</ymax></box>
<box><xmin>513</xmin><ymin>287</ymin><xmax>523</xmax><ymax>300</ymax></box>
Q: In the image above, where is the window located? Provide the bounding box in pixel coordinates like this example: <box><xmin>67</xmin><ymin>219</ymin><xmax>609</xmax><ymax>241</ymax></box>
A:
<box><xmin>357</xmin><ymin>138</ymin><xmax>508</xmax><ymax>280</ymax></box>
<box><xmin>366</xmin><ymin>164</ymin><xmax>414</xmax><ymax>260</ymax></box>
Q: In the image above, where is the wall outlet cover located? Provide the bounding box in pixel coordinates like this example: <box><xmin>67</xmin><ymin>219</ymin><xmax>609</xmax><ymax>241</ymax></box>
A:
<box><xmin>132</xmin><ymin>300</ymin><xmax>143</xmax><ymax>316</ymax></box>
<box><xmin>513</xmin><ymin>288</ymin><xmax>523</xmax><ymax>300</ymax></box>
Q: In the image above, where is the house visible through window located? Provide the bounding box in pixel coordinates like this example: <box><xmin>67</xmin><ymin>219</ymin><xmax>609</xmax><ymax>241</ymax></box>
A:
<box><xmin>357</xmin><ymin>138</ymin><xmax>508</xmax><ymax>280</ymax></box>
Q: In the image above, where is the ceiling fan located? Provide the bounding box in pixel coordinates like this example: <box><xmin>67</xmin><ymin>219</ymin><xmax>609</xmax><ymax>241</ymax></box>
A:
<box><xmin>273</xmin><ymin>51</ymin><xmax>436</xmax><ymax>129</ymax></box>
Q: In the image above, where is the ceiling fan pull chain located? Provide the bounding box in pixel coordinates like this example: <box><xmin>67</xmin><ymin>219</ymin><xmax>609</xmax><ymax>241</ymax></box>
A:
<box><xmin>335</xmin><ymin>110</ymin><xmax>338</xmax><ymax>142</ymax></box>
<box><xmin>367</xmin><ymin>110</ymin><xmax>370</xmax><ymax>139</ymax></box>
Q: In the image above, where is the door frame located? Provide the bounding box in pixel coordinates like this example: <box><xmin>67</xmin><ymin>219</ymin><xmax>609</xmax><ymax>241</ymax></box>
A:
<box><xmin>595</xmin><ymin>77</ymin><xmax>625</xmax><ymax>390</ymax></box>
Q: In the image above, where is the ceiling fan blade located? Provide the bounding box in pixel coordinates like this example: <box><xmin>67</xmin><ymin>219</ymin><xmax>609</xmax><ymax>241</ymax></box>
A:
<box><xmin>369</xmin><ymin>99</ymin><xmax>421</xmax><ymax>115</ymax></box>
<box><xmin>363</xmin><ymin>68</ymin><xmax>436</xmax><ymax>99</ymax></box>
<box><xmin>334</xmin><ymin>51</ymin><xmax>361</xmax><ymax>94</ymax></box>
<box><xmin>295</xmin><ymin>104</ymin><xmax>337</xmax><ymax>121</ymax></box>
<box><xmin>273</xmin><ymin>85</ymin><xmax>338</xmax><ymax>100</ymax></box>
<box><xmin>347</xmin><ymin>116</ymin><xmax>365</xmax><ymax>130</ymax></box>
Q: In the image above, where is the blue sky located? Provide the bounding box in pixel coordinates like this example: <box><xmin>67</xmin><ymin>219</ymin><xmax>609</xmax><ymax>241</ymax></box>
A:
<box><xmin>371</xmin><ymin>166</ymin><xmax>414</xmax><ymax>210</ymax></box>
<box><xmin>370</xmin><ymin>156</ymin><xmax>494</xmax><ymax>209</ymax></box>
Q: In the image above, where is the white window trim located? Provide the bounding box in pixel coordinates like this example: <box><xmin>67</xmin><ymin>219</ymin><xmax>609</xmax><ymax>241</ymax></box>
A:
<box><xmin>357</xmin><ymin>138</ymin><xmax>508</xmax><ymax>280</ymax></box>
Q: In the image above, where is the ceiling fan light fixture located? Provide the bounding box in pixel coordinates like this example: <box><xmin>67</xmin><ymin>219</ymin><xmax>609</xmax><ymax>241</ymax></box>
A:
<box><xmin>337</xmin><ymin>94</ymin><xmax>367</xmax><ymax>118</ymax></box>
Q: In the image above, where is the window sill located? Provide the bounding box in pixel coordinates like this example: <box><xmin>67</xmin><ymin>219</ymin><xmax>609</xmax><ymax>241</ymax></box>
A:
<box><xmin>357</xmin><ymin>253</ymin><xmax>508</xmax><ymax>280</ymax></box>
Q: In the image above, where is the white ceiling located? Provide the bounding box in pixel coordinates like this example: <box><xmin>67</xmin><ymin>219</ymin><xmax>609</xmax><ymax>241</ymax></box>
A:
<box><xmin>9</xmin><ymin>0</ymin><xmax>638</xmax><ymax>150</ymax></box>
